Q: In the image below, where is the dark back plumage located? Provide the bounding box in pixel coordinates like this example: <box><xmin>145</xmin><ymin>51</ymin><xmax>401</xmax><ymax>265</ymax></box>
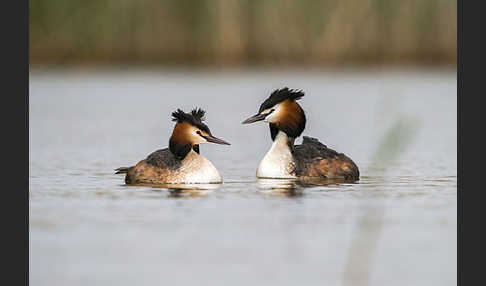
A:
<box><xmin>146</xmin><ymin>148</ymin><xmax>182</xmax><ymax>169</ymax></box>
<box><xmin>292</xmin><ymin>136</ymin><xmax>359</xmax><ymax>180</ymax></box>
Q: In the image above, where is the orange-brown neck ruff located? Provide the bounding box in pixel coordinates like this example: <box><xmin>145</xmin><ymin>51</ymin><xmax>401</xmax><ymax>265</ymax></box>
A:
<box><xmin>270</xmin><ymin>99</ymin><xmax>306</xmax><ymax>140</ymax></box>
<box><xmin>169</xmin><ymin>122</ymin><xmax>193</xmax><ymax>159</ymax></box>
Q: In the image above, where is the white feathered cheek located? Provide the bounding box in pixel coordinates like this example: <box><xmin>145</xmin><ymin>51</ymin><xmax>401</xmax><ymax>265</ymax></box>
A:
<box><xmin>263</xmin><ymin>103</ymin><xmax>282</xmax><ymax>123</ymax></box>
<box><xmin>188</xmin><ymin>127</ymin><xmax>208</xmax><ymax>145</ymax></box>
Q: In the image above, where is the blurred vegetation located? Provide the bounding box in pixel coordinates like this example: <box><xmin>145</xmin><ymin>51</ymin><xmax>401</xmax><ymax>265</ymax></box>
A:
<box><xmin>29</xmin><ymin>0</ymin><xmax>456</xmax><ymax>66</ymax></box>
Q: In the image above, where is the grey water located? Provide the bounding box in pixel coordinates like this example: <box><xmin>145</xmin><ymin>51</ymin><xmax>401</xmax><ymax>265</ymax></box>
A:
<box><xmin>29</xmin><ymin>67</ymin><xmax>456</xmax><ymax>286</ymax></box>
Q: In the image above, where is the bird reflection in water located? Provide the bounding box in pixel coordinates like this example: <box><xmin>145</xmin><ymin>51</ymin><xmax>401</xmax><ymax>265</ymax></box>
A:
<box><xmin>256</xmin><ymin>178</ymin><xmax>358</xmax><ymax>197</ymax></box>
<box><xmin>165</xmin><ymin>183</ymin><xmax>221</xmax><ymax>198</ymax></box>
<box><xmin>256</xmin><ymin>178</ymin><xmax>302</xmax><ymax>198</ymax></box>
<box><xmin>139</xmin><ymin>183</ymin><xmax>221</xmax><ymax>198</ymax></box>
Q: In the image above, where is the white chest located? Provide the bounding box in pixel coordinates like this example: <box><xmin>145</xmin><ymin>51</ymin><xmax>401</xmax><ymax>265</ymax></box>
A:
<box><xmin>179</xmin><ymin>151</ymin><xmax>222</xmax><ymax>183</ymax></box>
<box><xmin>256</xmin><ymin>132</ymin><xmax>296</xmax><ymax>179</ymax></box>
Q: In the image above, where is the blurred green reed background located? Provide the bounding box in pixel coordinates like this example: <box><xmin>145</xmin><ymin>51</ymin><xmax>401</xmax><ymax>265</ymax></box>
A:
<box><xmin>29</xmin><ymin>0</ymin><xmax>456</xmax><ymax>66</ymax></box>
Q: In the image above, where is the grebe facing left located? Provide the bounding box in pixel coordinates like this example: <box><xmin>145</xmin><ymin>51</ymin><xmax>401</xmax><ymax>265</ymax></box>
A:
<box><xmin>115</xmin><ymin>108</ymin><xmax>230</xmax><ymax>184</ymax></box>
<box><xmin>242</xmin><ymin>88</ymin><xmax>359</xmax><ymax>181</ymax></box>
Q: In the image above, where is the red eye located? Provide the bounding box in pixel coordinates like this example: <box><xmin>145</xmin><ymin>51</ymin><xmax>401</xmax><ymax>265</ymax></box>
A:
<box><xmin>196</xmin><ymin>131</ymin><xmax>202</xmax><ymax>135</ymax></box>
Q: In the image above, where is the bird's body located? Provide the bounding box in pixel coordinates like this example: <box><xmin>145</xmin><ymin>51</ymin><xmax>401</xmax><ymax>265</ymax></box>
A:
<box><xmin>256</xmin><ymin>131</ymin><xmax>359</xmax><ymax>180</ymax></box>
<box><xmin>116</xmin><ymin>108</ymin><xmax>229</xmax><ymax>185</ymax></box>
<box><xmin>243</xmin><ymin>88</ymin><xmax>359</xmax><ymax>181</ymax></box>
<box><xmin>292</xmin><ymin>136</ymin><xmax>359</xmax><ymax>180</ymax></box>
<box><xmin>120</xmin><ymin>148</ymin><xmax>221</xmax><ymax>184</ymax></box>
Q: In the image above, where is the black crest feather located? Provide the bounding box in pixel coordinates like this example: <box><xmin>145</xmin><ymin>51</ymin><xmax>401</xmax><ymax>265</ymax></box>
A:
<box><xmin>171</xmin><ymin>108</ymin><xmax>210</xmax><ymax>133</ymax></box>
<box><xmin>259</xmin><ymin>87</ymin><xmax>305</xmax><ymax>113</ymax></box>
<box><xmin>191</xmin><ymin>108</ymin><xmax>206</xmax><ymax>121</ymax></box>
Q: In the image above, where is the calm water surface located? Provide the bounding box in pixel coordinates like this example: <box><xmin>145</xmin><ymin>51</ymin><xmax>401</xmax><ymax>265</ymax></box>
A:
<box><xmin>29</xmin><ymin>68</ymin><xmax>456</xmax><ymax>286</ymax></box>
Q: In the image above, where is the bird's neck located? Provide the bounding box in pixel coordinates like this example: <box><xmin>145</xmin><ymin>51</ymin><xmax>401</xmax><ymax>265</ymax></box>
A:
<box><xmin>257</xmin><ymin>131</ymin><xmax>296</xmax><ymax>178</ymax></box>
<box><xmin>270</xmin><ymin>131</ymin><xmax>294</xmax><ymax>152</ymax></box>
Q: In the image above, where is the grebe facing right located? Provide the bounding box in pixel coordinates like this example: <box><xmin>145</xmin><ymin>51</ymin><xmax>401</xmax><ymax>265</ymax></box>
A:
<box><xmin>242</xmin><ymin>88</ymin><xmax>359</xmax><ymax>181</ymax></box>
<box><xmin>115</xmin><ymin>108</ymin><xmax>230</xmax><ymax>184</ymax></box>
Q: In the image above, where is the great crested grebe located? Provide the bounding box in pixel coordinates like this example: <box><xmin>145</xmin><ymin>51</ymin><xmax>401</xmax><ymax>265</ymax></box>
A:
<box><xmin>242</xmin><ymin>87</ymin><xmax>359</xmax><ymax>181</ymax></box>
<box><xmin>115</xmin><ymin>108</ymin><xmax>230</xmax><ymax>184</ymax></box>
